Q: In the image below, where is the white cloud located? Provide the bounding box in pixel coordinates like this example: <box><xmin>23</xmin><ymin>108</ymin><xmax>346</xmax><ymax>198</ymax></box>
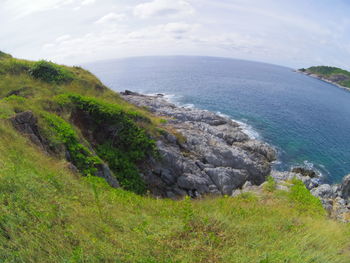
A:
<box><xmin>95</xmin><ymin>13</ymin><xmax>126</xmax><ymax>24</ymax></box>
<box><xmin>3</xmin><ymin>0</ymin><xmax>95</xmax><ymax>18</ymax></box>
<box><xmin>133</xmin><ymin>0</ymin><xmax>195</xmax><ymax>18</ymax></box>
<box><xmin>3</xmin><ymin>0</ymin><xmax>350</xmax><ymax>69</ymax></box>
<box><xmin>162</xmin><ymin>22</ymin><xmax>197</xmax><ymax>34</ymax></box>
<box><xmin>41</xmin><ymin>22</ymin><xmax>201</xmax><ymax>62</ymax></box>
<box><xmin>56</xmin><ymin>35</ymin><xmax>71</xmax><ymax>42</ymax></box>
<box><xmin>125</xmin><ymin>22</ymin><xmax>199</xmax><ymax>41</ymax></box>
<box><xmin>81</xmin><ymin>0</ymin><xmax>95</xmax><ymax>6</ymax></box>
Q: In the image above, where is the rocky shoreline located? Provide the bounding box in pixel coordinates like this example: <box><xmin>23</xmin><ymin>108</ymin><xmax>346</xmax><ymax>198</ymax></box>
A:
<box><xmin>122</xmin><ymin>90</ymin><xmax>350</xmax><ymax>222</ymax></box>
<box><xmin>296</xmin><ymin>69</ymin><xmax>350</xmax><ymax>92</ymax></box>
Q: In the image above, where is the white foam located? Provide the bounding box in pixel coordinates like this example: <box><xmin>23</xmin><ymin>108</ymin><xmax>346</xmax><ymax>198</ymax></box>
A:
<box><xmin>182</xmin><ymin>103</ymin><xmax>195</xmax><ymax>109</ymax></box>
<box><xmin>303</xmin><ymin>160</ymin><xmax>315</xmax><ymax>170</ymax></box>
<box><xmin>161</xmin><ymin>93</ymin><xmax>196</xmax><ymax>109</ymax></box>
<box><xmin>215</xmin><ymin>111</ymin><xmax>230</xmax><ymax>118</ymax></box>
<box><xmin>235</xmin><ymin>120</ymin><xmax>261</xmax><ymax>140</ymax></box>
<box><xmin>154</xmin><ymin>93</ymin><xmax>261</xmax><ymax>140</ymax></box>
<box><xmin>290</xmin><ymin>160</ymin><xmax>328</xmax><ymax>181</ymax></box>
<box><xmin>215</xmin><ymin>111</ymin><xmax>260</xmax><ymax>139</ymax></box>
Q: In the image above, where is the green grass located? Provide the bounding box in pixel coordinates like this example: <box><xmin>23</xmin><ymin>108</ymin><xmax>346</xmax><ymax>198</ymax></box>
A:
<box><xmin>263</xmin><ymin>176</ymin><xmax>276</xmax><ymax>193</ymax></box>
<box><xmin>41</xmin><ymin>112</ymin><xmax>102</xmax><ymax>176</ymax></box>
<box><xmin>0</xmin><ymin>53</ymin><xmax>349</xmax><ymax>262</ymax></box>
<box><xmin>0</xmin><ymin>54</ymin><xmax>157</xmax><ymax>194</ymax></box>
<box><xmin>0</xmin><ymin>123</ymin><xmax>349</xmax><ymax>262</ymax></box>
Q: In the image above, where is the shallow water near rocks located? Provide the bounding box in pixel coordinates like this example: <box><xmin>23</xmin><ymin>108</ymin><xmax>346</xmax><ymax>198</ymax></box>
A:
<box><xmin>86</xmin><ymin>56</ymin><xmax>350</xmax><ymax>183</ymax></box>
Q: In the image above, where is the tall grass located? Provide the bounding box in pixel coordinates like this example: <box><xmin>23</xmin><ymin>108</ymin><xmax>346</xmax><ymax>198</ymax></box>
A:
<box><xmin>0</xmin><ymin>54</ymin><xmax>349</xmax><ymax>262</ymax></box>
<box><xmin>0</xmin><ymin>121</ymin><xmax>349</xmax><ymax>262</ymax></box>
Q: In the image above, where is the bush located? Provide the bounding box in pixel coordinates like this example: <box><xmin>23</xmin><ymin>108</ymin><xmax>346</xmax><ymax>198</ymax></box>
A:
<box><xmin>57</xmin><ymin>94</ymin><xmax>156</xmax><ymax>161</ymax></box>
<box><xmin>29</xmin><ymin>60</ymin><xmax>74</xmax><ymax>84</ymax></box>
<box><xmin>96</xmin><ymin>143</ymin><xmax>146</xmax><ymax>194</ymax></box>
<box><xmin>288</xmin><ymin>179</ymin><xmax>325</xmax><ymax>215</ymax></box>
<box><xmin>42</xmin><ymin>113</ymin><xmax>101</xmax><ymax>175</ymax></box>
<box><xmin>264</xmin><ymin>176</ymin><xmax>276</xmax><ymax>192</ymax></box>
<box><xmin>54</xmin><ymin>94</ymin><xmax>156</xmax><ymax>194</ymax></box>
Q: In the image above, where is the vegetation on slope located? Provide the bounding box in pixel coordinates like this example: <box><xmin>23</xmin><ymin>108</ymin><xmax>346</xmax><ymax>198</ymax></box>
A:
<box><xmin>0</xmin><ymin>54</ymin><xmax>157</xmax><ymax>194</ymax></box>
<box><xmin>0</xmin><ymin>53</ymin><xmax>350</xmax><ymax>262</ymax></box>
<box><xmin>0</xmin><ymin>124</ymin><xmax>349</xmax><ymax>262</ymax></box>
<box><xmin>55</xmin><ymin>94</ymin><xmax>156</xmax><ymax>194</ymax></box>
<box><xmin>42</xmin><ymin>112</ymin><xmax>102</xmax><ymax>176</ymax></box>
<box><xmin>300</xmin><ymin>66</ymin><xmax>350</xmax><ymax>89</ymax></box>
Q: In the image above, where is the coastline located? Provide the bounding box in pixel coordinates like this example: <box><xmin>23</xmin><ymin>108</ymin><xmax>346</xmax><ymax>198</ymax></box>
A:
<box><xmin>159</xmin><ymin>92</ymin><xmax>261</xmax><ymax>140</ymax></box>
<box><xmin>147</xmin><ymin>91</ymin><xmax>325</xmax><ymax>177</ymax></box>
<box><xmin>122</xmin><ymin>90</ymin><xmax>350</xmax><ymax>221</ymax></box>
<box><xmin>296</xmin><ymin>69</ymin><xmax>350</xmax><ymax>92</ymax></box>
<box><xmin>121</xmin><ymin>90</ymin><xmax>276</xmax><ymax>196</ymax></box>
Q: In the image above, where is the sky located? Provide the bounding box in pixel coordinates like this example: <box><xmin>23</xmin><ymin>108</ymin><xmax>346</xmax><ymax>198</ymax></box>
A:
<box><xmin>1</xmin><ymin>0</ymin><xmax>350</xmax><ymax>69</ymax></box>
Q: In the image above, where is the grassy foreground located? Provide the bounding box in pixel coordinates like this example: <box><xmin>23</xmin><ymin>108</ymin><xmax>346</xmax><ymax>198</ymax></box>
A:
<box><xmin>0</xmin><ymin>53</ymin><xmax>350</xmax><ymax>262</ymax></box>
<box><xmin>1</xmin><ymin>122</ymin><xmax>350</xmax><ymax>262</ymax></box>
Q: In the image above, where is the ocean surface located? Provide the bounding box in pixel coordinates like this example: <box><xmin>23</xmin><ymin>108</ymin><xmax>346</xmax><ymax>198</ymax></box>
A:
<box><xmin>85</xmin><ymin>56</ymin><xmax>350</xmax><ymax>183</ymax></box>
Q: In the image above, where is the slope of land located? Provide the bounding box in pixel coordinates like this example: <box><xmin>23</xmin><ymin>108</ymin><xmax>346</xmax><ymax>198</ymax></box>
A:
<box><xmin>0</xmin><ymin>52</ymin><xmax>350</xmax><ymax>262</ymax></box>
<box><xmin>299</xmin><ymin>66</ymin><xmax>350</xmax><ymax>90</ymax></box>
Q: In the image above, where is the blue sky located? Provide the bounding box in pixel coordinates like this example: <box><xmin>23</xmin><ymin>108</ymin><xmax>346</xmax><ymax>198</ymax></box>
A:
<box><xmin>1</xmin><ymin>0</ymin><xmax>349</xmax><ymax>69</ymax></box>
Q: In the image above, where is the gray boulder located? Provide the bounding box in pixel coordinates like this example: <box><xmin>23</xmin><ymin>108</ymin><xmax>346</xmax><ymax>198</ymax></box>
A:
<box><xmin>10</xmin><ymin>111</ymin><xmax>49</xmax><ymax>152</ymax></box>
<box><xmin>235</xmin><ymin>140</ymin><xmax>276</xmax><ymax>162</ymax></box>
<box><xmin>291</xmin><ymin>167</ymin><xmax>317</xmax><ymax>178</ymax></box>
<box><xmin>204</xmin><ymin>167</ymin><xmax>247</xmax><ymax>195</ymax></box>
<box><xmin>95</xmin><ymin>164</ymin><xmax>120</xmax><ymax>188</ymax></box>
<box><xmin>311</xmin><ymin>184</ymin><xmax>334</xmax><ymax>199</ymax></box>
<box><xmin>340</xmin><ymin>174</ymin><xmax>350</xmax><ymax>200</ymax></box>
<box><xmin>177</xmin><ymin>173</ymin><xmax>210</xmax><ymax>194</ymax></box>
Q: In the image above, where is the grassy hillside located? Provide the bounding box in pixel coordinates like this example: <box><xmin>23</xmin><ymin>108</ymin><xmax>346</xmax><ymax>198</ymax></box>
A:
<box><xmin>300</xmin><ymin>66</ymin><xmax>350</xmax><ymax>89</ymax></box>
<box><xmin>0</xmin><ymin>52</ymin><xmax>350</xmax><ymax>262</ymax></box>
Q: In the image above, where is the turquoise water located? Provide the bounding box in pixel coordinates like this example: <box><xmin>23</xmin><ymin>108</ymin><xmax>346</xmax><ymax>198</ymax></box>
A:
<box><xmin>86</xmin><ymin>56</ymin><xmax>350</xmax><ymax>183</ymax></box>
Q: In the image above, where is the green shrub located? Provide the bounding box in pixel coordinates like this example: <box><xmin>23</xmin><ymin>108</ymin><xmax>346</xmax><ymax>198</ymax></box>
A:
<box><xmin>264</xmin><ymin>176</ymin><xmax>276</xmax><ymax>192</ymax></box>
<box><xmin>58</xmin><ymin>94</ymin><xmax>156</xmax><ymax>161</ymax></box>
<box><xmin>42</xmin><ymin>113</ymin><xmax>101</xmax><ymax>175</ymax></box>
<box><xmin>54</xmin><ymin>94</ymin><xmax>156</xmax><ymax>194</ymax></box>
<box><xmin>96</xmin><ymin>143</ymin><xmax>146</xmax><ymax>195</ymax></box>
<box><xmin>288</xmin><ymin>179</ymin><xmax>325</xmax><ymax>216</ymax></box>
<box><xmin>29</xmin><ymin>60</ymin><xmax>74</xmax><ymax>84</ymax></box>
<box><xmin>60</xmin><ymin>93</ymin><xmax>148</xmax><ymax>122</ymax></box>
<box><xmin>3</xmin><ymin>95</ymin><xmax>27</xmax><ymax>103</ymax></box>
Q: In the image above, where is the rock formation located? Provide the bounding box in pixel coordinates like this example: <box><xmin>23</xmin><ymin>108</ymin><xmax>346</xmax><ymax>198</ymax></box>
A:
<box><xmin>121</xmin><ymin>92</ymin><xmax>276</xmax><ymax>198</ymax></box>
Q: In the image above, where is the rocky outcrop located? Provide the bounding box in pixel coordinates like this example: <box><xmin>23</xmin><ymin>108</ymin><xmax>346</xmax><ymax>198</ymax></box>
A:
<box><xmin>270</xmin><ymin>169</ymin><xmax>350</xmax><ymax>222</ymax></box>
<box><xmin>340</xmin><ymin>175</ymin><xmax>350</xmax><ymax>199</ymax></box>
<box><xmin>95</xmin><ymin>163</ymin><xmax>120</xmax><ymax>188</ymax></box>
<box><xmin>291</xmin><ymin>167</ymin><xmax>317</xmax><ymax>178</ymax></box>
<box><xmin>308</xmin><ymin>176</ymin><xmax>350</xmax><ymax>222</ymax></box>
<box><xmin>10</xmin><ymin>111</ymin><xmax>120</xmax><ymax>189</ymax></box>
<box><xmin>121</xmin><ymin>92</ymin><xmax>276</xmax><ymax>198</ymax></box>
<box><xmin>10</xmin><ymin>111</ymin><xmax>52</xmax><ymax>153</ymax></box>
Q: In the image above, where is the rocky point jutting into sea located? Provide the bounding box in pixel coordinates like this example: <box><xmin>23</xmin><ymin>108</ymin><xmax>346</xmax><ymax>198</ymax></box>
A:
<box><xmin>121</xmin><ymin>90</ymin><xmax>350</xmax><ymax>222</ymax></box>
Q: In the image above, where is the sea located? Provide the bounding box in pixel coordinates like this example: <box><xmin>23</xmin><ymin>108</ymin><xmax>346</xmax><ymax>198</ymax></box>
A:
<box><xmin>85</xmin><ymin>56</ymin><xmax>350</xmax><ymax>183</ymax></box>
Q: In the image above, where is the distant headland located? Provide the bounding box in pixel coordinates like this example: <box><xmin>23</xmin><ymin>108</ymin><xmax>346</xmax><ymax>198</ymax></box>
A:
<box><xmin>298</xmin><ymin>66</ymin><xmax>350</xmax><ymax>91</ymax></box>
